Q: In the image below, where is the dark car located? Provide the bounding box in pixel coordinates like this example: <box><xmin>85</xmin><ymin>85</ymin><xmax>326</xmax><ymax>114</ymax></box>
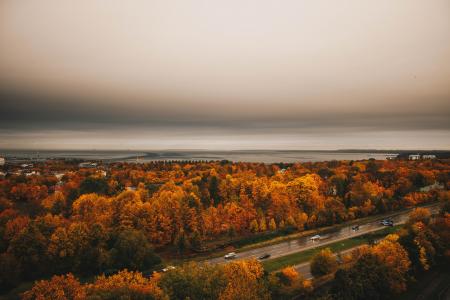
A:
<box><xmin>103</xmin><ymin>269</ymin><xmax>119</xmax><ymax>276</ymax></box>
<box><xmin>142</xmin><ymin>270</ymin><xmax>155</xmax><ymax>278</ymax></box>
<box><xmin>381</xmin><ymin>219</ymin><xmax>394</xmax><ymax>226</ymax></box>
<box><xmin>352</xmin><ymin>225</ymin><xmax>360</xmax><ymax>231</ymax></box>
<box><xmin>258</xmin><ymin>253</ymin><xmax>271</xmax><ymax>260</ymax></box>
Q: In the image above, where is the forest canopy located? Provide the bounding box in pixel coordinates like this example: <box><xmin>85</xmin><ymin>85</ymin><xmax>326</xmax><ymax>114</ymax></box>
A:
<box><xmin>0</xmin><ymin>158</ymin><xmax>448</xmax><ymax>298</ymax></box>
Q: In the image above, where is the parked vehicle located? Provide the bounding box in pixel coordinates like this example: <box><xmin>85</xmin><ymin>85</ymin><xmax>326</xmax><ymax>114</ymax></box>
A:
<box><xmin>352</xmin><ymin>225</ymin><xmax>360</xmax><ymax>231</ymax></box>
<box><xmin>310</xmin><ymin>234</ymin><xmax>321</xmax><ymax>241</ymax></box>
<box><xmin>258</xmin><ymin>253</ymin><xmax>271</xmax><ymax>260</ymax></box>
<box><xmin>224</xmin><ymin>252</ymin><xmax>237</xmax><ymax>259</ymax></box>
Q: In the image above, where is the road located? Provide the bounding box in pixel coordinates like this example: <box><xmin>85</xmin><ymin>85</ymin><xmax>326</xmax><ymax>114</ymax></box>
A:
<box><xmin>207</xmin><ymin>203</ymin><xmax>441</xmax><ymax>265</ymax></box>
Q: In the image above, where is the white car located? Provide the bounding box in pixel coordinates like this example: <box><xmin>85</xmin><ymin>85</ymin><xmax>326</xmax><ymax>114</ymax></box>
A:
<box><xmin>162</xmin><ymin>266</ymin><xmax>176</xmax><ymax>272</ymax></box>
<box><xmin>224</xmin><ymin>252</ymin><xmax>237</xmax><ymax>259</ymax></box>
<box><xmin>310</xmin><ymin>234</ymin><xmax>321</xmax><ymax>241</ymax></box>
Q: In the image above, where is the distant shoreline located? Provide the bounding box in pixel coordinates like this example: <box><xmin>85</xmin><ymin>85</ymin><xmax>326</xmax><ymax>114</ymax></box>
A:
<box><xmin>1</xmin><ymin>148</ymin><xmax>449</xmax><ymax>154</ymax></box>
<box><xmin>2</xmin><ymin>149</ymin><xmax>449</xmax><ymax>164</ymax></box>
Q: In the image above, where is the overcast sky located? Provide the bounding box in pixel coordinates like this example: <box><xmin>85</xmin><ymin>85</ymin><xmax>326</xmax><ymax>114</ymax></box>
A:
<box><xmin>0</xmin><ymin>0</ymin><xmax>449</xmax><ymax>150</ymax></box>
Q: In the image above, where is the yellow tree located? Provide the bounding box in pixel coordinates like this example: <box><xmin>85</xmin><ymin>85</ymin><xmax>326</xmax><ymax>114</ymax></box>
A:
<box><xmin>41</xmin><ymin>191</ymin><xmax>66</xmax><ymax>214</ymax></box>
<box><xmin>87</xmin><ymin>270</ymin><xmax>167</xmax><ymax>300</ymax></box>
<box><xmin>249</xmin><ymin>219</ymin><xmax>259</xmax><ymax>233</ymax></box>
<box><xmin>372</xmin><ymin>234</ymin><xmax>411</xmax><ymax>293</ymax></box>
<box><xmin>287</xmin><ymin>174</ymin><xmax>324</xmax><ymax>214</ymax></box>
<box><xmin>4</xmin><ymin>216</ymin><xmax>30</xmax><ymax>241</ymax></box>
<box><xmin>259</xmin><ymin>217</ymin><xmax>267</xmax><ymax>232</ymax></box>
<box><xmin>268</xmin><ymin>181</ymin><xmax>296</xmax><ymax>225</ymax></box>
<box><xmin>269</xmin><ymin>266</ymin><xmax>311</xmax><ymax>298</ymax></box>
<box><xmin>47</xmin><ymin>227</ymin><xmax>74</xmax><ymax>271</ymax></box>
<box><xmin>22</xmin><ymin>273</ymin><xmax>86</xmax><ymax>300</ymax></box>
<box><xmin>406</xmin><ymin>207</ymin><xmax>431</xmax><ymax>226</ymax></box>
<box><xmin>71</xmin><ymin>194</ymin><xmax>112</xmax><ymax>227</ymax></box>
<box><xmin>220</xmin><ymin>259</ymin><xmax>270</xmax><ymax>300</ymax></box>
<box><xmin>269</xmin><ymin>218</ymin><xmax>277</xmax><ymax>231</ymax></box>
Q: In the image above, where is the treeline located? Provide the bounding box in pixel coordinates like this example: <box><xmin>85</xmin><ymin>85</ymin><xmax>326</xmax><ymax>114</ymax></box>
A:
<box><xmin>0</xmin><ymin>159</ymin><xmax>449</xmax><ymax>293</ymax></box>
<box><xmin>19</xmin><ymin>205</ymin><xmax>450</xmax><ymax>299</ymax></box>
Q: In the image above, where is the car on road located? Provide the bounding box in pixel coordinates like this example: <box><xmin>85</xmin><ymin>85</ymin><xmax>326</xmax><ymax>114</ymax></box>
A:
<box><xmin>224</xmin><ymin>252</ymin><xmax>237</xmax><ymax>259</ymax></box>
<box><xmin>310</xmin><ymin>234</ymin><xmax>321</xmax><ymax>241</ymax></box>
<box><xmin>258</xmin><ymin>253</ymin><xmax>271</xmax><ymax>260</ymax></box>
<box><xmin>142</xmin><ymin>270</ymin><xmax>154</xmax><ymax>277</ymax></box>
<box><xmin>380</xmin><ymin>219</ymin><xmax>394</xmax><ymax>226</ymax></box>
<box><xmin>352</xmin><ymin>225</ymin><xmax>360</xmax><ymax>231</ymax></box>
<box><xmin>162</xmin><ymin>266</ymin><xmax>176</xmax><ymax>272</ymax></box>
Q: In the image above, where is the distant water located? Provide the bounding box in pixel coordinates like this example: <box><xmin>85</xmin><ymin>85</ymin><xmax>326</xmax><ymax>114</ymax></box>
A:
<box><xmin>1</xmin><ymin>150</ymin><xmax>396</xmax><ymax>163</ymax></box>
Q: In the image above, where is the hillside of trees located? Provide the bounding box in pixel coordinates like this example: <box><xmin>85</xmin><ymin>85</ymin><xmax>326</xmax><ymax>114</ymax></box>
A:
<box><xmin>16</xmin><ymin>205</ymin><xmax>450</xmax><ymax>300</ymax></box>
<box><xmin>0</xmin><ymin>158</ymin><xmax>448</xmax><ymax>298</ymax></box>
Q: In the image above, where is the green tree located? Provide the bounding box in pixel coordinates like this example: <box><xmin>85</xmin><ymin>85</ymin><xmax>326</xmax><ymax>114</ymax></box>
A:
<box><xmin>79</xmin><ymin>176</ymin><xmax>109</xmax><ymax>195</ymax></box>
<box><xmin>174</xmin><ymin>230</ymin><xmax>189</xmax><ymax>254</ymax></box>
<box><xmin>310</xmin><ymin>248</ymin><xmax>337</xmax><ymax>278</ymax></box>
<box><xmin>0</xmin><ymin>253</ymin><xmax>21</xmax><ymax>292</ymax></box>
<box><xmin>8</xmin><ymin>223</ymin><xmax>47</xmax><ymax>279</ymax></box>
<box><xmin>331</xmin><ymin>253</ymin><xmax>390</xmax><ymax>300</ymax></box>
<box><xmin>110</xmin><ymin>229</ymin><xmax>161</xmax><ymax>271</ymax></box>
<box><xmin>160</xmin><ymin>262</ymin><xmax>227</xmax><ymax>300</ymax></box>
<box><xmin>209</xmin><ymin>175</ymin><xmax>220</xmax><ymax>206</ymax></box>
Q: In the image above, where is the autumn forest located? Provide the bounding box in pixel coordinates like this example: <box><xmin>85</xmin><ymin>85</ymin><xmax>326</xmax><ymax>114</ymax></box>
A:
<box><xmin>0</xmin><ymin>158</ymin><xmax>448</xmax><ymax>299</ymax></box>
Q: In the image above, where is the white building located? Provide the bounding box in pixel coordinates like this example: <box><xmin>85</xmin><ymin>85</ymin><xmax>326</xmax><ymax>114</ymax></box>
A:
<box><xmin>25</xmin><ymin>171</ymin><xmax>40</xmax><ymax>176</ymax></box>
<box><xmin>420</xmin><ymin>181</ymin><xmax>444</xmax><ymax>192</ymax></box>
<box><xmin>79</xmin><ymin>162</ymin><xmax>98</xmax><ymax>168</ymax></box>
<box><xmin>97</xmin><ymin>170</ymin><xmax>107</xmax><ymax>177</ymax></box>
<box><xmin>422</xmin><ymin>154</ymin><xmax>436</xmax><ymax>159</ymax></box>
<box><xmin>409</xmin><ymin>154</ymin><xmax>420</xmax><ymax>160</ymax></box>
<box><xmin>0</xmin><ymin>157</ymin><xmax>5</xmax><ymax>166</ymax></box>
<box><xmin>54</xmin><ymin>173</ymin><xmax>66</xmax><ymax>180</ymax></box>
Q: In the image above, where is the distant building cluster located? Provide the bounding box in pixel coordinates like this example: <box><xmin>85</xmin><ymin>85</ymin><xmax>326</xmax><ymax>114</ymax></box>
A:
<box><xmin>388</xmin><ymin>153</ymin><xmax>439</xmax><ymax>161</ymax></box>
<box><xmin>408</xmin><ymin>154</ymin><xmax>436</xmax><ymax>160</ymax></box>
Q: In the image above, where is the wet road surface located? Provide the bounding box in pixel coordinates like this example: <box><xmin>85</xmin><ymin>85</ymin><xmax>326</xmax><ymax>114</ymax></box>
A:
<box><xmin>207</xmin><ymin>203</ymin><xmax>440</xmax><ymax>265</ymax></box>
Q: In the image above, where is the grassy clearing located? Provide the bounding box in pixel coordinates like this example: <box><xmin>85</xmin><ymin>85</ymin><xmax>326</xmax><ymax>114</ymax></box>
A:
<box><xmin>262</xmin><ymin>225</ymin><xmax>401</xmax><ymax>273</ymax></box>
